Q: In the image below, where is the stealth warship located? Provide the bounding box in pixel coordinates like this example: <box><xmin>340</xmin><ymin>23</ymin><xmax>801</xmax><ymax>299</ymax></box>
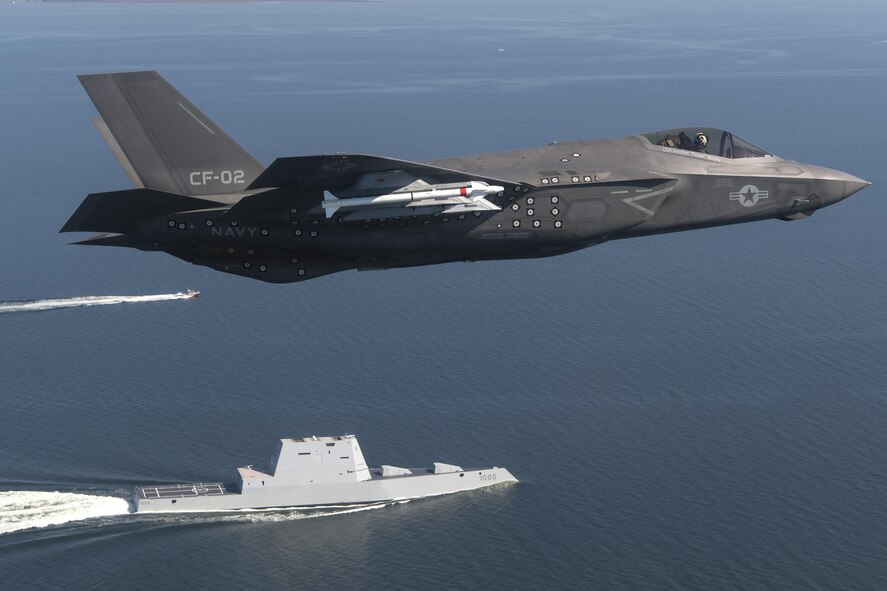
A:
<box><xmin>62</xmin><ymin>71</ymin><xmax>869</xmax><ymax>283</ymax></box>
<box><xmin>133</xmin><ymin>434</ymin><xmax>515</xmax><ymax>512</ymax></box>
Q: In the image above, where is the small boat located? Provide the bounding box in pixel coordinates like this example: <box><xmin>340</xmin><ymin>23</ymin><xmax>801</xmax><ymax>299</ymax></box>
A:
<box><xmin>183</xmin><ymin>289</ymin><xmax>200</xmax><ymax>299</ymax></box>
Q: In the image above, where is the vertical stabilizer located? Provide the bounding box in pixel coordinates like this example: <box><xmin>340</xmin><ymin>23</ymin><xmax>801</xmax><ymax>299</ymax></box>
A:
<box><xmin>78</xmin><ymin>71</ymin><xmax>264</xmax><ymax>197</ymax></box>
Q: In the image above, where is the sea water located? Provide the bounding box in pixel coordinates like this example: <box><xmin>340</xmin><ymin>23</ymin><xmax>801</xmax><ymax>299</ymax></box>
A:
<box><xmin>1</xmin><ymin>1</ymin><xmax>886</xmax><ymax>589</ymax></box>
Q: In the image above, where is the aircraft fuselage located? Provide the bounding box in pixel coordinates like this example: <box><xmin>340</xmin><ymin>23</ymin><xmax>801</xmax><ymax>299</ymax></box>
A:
<box><xmin>62</xmin><ymin>72</ymin><xmax>868</xmax><ymax>284</ymax></box>
<box><xmin>130</xmin><ymin>136</ymin><xmax>866</xmax><ymax>282</ymax></box>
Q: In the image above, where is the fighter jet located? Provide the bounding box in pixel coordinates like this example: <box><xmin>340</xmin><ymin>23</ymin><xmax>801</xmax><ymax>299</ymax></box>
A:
<box><xmin>62</xmin><ymin>71</ymin><xmax>869</xmax><ymax>283</ymax></box>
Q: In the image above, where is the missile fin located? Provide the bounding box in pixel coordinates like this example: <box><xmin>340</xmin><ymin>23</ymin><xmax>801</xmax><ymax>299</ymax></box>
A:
<box><xmin>322</xmin><ymin>191</ymin><xmax>340</xmax><ymax>219</ymax></box>
<box><xmin>441</xmin><ymin>197</ymin><xmax>501</xmax><ymax>214</ymax></box>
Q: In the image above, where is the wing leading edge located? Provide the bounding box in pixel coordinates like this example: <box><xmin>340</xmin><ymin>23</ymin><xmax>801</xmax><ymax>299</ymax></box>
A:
<box><xmin>247</xmin><ymin>154</ymin><xmax>523</xmax><ymax>192</ymax></box>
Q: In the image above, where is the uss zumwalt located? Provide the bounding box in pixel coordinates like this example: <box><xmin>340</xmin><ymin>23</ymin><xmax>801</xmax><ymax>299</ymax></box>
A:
<box><xmin>133</xmin><ymin>435</ymin><xmax>516</xmax><ymax>512</ymax></box>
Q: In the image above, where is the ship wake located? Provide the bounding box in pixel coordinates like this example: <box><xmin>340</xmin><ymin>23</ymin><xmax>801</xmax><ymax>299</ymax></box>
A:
<box><xmin>0</xmin><ymin>490</ymin><xmax>130</xmax><ymax>535</ymax></box>
<box><xmin>143</xmin><ymin>501</ymin><xmax>403</xmax><ymax>527</ymax></box>
<box><xmin>0</xmin><ymin>292</ymin><xmax>195</xmax><ymax>314</ymax></box>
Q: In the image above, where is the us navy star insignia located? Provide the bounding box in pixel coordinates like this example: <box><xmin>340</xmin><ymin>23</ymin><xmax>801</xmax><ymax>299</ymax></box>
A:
<box><xmin>729</xmin><ymin>184</ymin><xmax>769</xmax><ymax>207</ymax></box>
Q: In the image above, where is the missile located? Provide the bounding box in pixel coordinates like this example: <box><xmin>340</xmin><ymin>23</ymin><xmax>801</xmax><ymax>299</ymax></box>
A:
<box><xmin>322</xmin><ymin>181</ymin><xmax>504</xmax><ymax>218</ymax></box>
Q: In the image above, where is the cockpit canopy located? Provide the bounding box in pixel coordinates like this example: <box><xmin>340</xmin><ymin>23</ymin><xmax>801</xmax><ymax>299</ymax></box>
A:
<box><xmin>641</xmin><ymin>127</ymin><xmax>771</xmax><ymax>159</ymax></box>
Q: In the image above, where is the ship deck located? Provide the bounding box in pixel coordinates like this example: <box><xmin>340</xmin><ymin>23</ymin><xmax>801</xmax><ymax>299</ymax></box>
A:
<box><xmin>137</xmin><ymin>482</ymin><xmax>232</xmax><ymax>500</ymax></box>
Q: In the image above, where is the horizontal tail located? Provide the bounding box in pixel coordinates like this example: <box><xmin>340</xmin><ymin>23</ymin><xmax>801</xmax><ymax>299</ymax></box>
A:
<box><xmin>60</xmin><ymin>188</ymin><xmax>222</xmax><ymax>234</ymax></box>
<box><xmin>78</xmin><ymin>71</ymin><xmax>264</xmax><ymax>197</ymax></box>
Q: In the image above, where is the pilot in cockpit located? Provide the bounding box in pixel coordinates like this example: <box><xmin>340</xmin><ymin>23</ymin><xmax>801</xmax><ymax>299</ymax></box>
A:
<box><xmin>693</xmin><ymin>132</ymin><xmax>708</xmax><ymax>153</ymax></box>
<box><xmin>659</xmin><ymin>130</ymin><xmax>709</xmax><ymax>154</ymax></box>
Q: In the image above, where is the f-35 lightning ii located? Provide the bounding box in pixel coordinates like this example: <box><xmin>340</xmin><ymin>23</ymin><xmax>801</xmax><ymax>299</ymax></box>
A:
<box><xmin>62</xmin><ymin>71</ymin><xmax>869</xmax><ymax>283</ymax></box>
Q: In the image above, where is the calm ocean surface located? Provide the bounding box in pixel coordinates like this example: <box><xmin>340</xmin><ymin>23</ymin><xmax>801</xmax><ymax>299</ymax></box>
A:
<box><xmin>1</xmin><ymin>1</ymin><xmax>886</xmax><ymax>589</ymax></box>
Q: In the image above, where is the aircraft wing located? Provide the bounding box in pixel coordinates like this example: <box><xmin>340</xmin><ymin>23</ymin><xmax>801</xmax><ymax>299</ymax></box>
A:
<box><xmin>246</xmin><ymin>154</ymin><xmax>523</xmax><ymax>192</ymax></box>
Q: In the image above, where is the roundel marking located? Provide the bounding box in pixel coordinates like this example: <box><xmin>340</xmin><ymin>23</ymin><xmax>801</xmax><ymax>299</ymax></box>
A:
<box><xmin>729</xmin><ymin>184</ymin><xmax>770</xmax><ymax>207</ymax></box>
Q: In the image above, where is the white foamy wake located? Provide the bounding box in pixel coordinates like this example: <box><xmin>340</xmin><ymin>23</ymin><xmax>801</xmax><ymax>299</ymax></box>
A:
<box><xmin>0</xmin><ymin>491</ymin><xmax>130</xmax><ymax>535</ymax></box>
<box><xmin>150</xmin><ymin>500</ymin><xmax>406</xmax><ymax>527</ymax></box>
<box><xmin>0</xmin><ymin>293</ymin><xmax>194</xmax><ymax>314</ymax></box>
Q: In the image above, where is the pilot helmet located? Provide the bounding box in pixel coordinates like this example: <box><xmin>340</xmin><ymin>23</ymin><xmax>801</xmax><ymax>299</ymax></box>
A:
<box><xmin>695</xmin><ymin>132</ymin><xmax>708</xmax><ymax>147</ymax></box>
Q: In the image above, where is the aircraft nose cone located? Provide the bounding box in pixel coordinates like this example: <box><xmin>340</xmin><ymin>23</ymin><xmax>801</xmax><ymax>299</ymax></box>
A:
<box><xmin>807</xmin><ymin>165</ymin><xmax>870</xmax><ymax>204</ymax></box>
<box><xmin>844</xmin><ymin>176</ymin><xmax>871</xmax><ymax>197</ymax></box>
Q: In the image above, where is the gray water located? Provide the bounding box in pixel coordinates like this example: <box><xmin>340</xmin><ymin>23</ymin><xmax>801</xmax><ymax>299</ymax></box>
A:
<box><xmin>1</xmin><ymin>1</ymin><xmax>886</xmax><ymax>589</ymax></box>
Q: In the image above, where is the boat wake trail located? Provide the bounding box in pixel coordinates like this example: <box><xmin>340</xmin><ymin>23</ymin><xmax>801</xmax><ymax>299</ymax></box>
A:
<box><xmin>0</xmin><ymin>490</ymin><xmax>403</xmax><ymax>536</ymax></box>
<box><xmin>0</xmin><ymin>292</ymin><xmax>195</xmax><ymax>314</ymax></box>
<box><xmin>140</xmin><ymin>500</ymin><xmax>402</xmax><ymax>527</ymax></box>
<box><xmin>0</xmin><ymin>491</ymin><xmax>130</xmax><ymax>535</ymax></box>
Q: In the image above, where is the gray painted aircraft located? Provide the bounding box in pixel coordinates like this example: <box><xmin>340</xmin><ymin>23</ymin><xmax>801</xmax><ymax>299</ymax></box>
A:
<box><xmin>62</xmin><ymin>71</ymin><xmax>869</xmax><ymax>283</ymax></box>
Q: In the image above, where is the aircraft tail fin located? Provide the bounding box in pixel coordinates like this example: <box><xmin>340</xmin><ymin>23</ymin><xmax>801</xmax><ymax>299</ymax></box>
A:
<box><xmin>78</xmin><ymin>71</ymin><xmax>264</xmax><ymax>197</ymax></box>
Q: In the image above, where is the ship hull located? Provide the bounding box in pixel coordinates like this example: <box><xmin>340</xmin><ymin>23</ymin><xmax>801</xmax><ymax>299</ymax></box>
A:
<box><xmin>134</xmin><ymin>467</ymin><xmax>515</xmax><ymax>513</ymax></box>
